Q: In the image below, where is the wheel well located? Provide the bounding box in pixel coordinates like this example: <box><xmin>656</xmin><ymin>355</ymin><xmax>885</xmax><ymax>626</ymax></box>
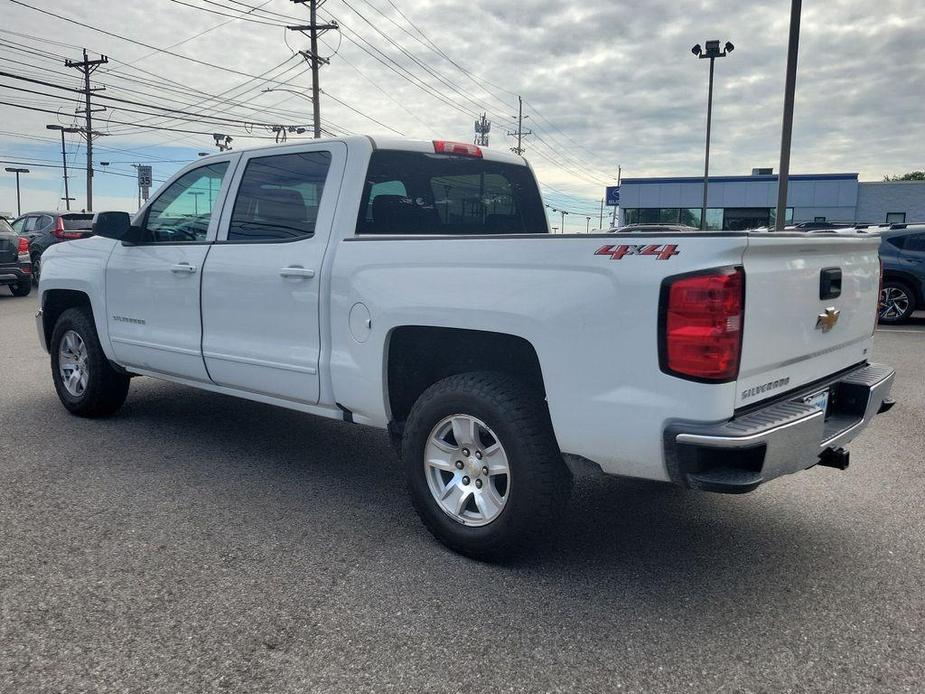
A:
<box><xmin>41</xmin><ymin>289</ymin><xmax>92</xmax><ymax>350</ymax></box>
<box><xmin>882</xmin><ymin>271</ymin><xmax>923</xmax><ymax>304</ymax></box>
<box><xmin>386</xmin><ymin>326</ymin><xmax>546</xmax><ymax>424</ymax></box>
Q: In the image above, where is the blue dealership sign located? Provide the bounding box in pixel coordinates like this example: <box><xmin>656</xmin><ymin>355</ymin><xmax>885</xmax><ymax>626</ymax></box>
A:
<box><xmin>605</xmin><ymin>186</ymin><xmax>620</xmax><ymax>206</ymax></box>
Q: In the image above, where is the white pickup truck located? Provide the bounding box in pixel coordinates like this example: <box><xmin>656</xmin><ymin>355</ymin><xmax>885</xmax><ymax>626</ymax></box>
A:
<box><xmin>35</xmin><ymin>136</ymin><xmax>895</xmax><ymax>558</ymax></box>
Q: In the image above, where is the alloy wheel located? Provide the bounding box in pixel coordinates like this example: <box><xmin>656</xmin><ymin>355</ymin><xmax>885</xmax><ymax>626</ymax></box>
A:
<box><xmin>424</xmin><ymin>414</ymin><xmax>511</xmax><ymax>527</ymax></box>
<box><xmin>880</xmin><ymin>286</ymin><xmax>911</xmax><ymax>321</ymax></box>
<box><xmin>58</xmin><ymin>329</ymin><xmax>89</xmax><ymax>397</ymax></box>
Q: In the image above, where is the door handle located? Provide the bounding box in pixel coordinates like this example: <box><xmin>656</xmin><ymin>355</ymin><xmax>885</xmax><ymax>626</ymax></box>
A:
<box><xmin>170</xmin><ymin>263</ymin><xmax>197</xmax><ymax>274</ymax></box>
<box><xmin>279</xmin><ymin>267</ymin><xmax>315</xmax><ymax>279</ymax></box>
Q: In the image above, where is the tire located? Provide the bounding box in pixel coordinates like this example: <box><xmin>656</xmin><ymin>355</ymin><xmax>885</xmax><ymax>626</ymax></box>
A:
<box><xmin>879</xmin><ymin>280</ymin><xmax>916</xmax><ymax>324</ymax></box>
<box><xmin>50</xmin><ymin>307</ymin><xmax>130</xmax><ymax>417</ymax></box>
<box><xmin>31</xmin><ymin>253</ymin><xmax>41</xmax><ymax>285</ymax></box>
<box><xmin>10</xmin><ymin>280</ymin><xmax>31</xmax><ymax>297</ymax></box>
<box><xmin>402</xmin><ymin>371</ymin><xmax>571</xmax><ymax>560</ymax></box>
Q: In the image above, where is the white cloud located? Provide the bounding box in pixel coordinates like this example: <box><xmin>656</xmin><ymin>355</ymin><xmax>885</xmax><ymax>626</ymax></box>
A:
<box><xmin>1</xmin><ymin>0</ymin><xmax>923</xmax><ymax>215</ymax></box>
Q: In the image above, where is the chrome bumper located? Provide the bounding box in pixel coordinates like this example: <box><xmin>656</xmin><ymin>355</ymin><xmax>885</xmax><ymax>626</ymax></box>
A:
<box><xmin>36</xmin><ymin>308</ymin><xmax>48</xmax><ymax>354</ymax></box>
<box><xmin>665</xmin><ymin>363</ymin><xmax>895</xmax><ymax>493</ymax></box>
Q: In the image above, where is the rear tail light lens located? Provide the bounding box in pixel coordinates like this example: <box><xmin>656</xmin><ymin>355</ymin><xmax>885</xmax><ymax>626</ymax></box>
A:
<box><xmin>433</xmin><ymin>140</ymin><xmax>483</xmax><ymax>158</ymax></box>
<box><xmin>17</xmin><ymin>236</ymin><xmax>30</xmax><ymax>267</ymax></box>
<box><xmin>53</xmin><ymin>217</ymin><xmax>83</xmax><ymax>240</ymax></box>
<box><xmin>659</xmin><ymin>267</ymin><xmax>745</xmax><ymax>382</ymax></box>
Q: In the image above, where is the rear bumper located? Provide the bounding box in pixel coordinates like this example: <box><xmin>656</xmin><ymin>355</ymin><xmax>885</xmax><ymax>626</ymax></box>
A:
<box><xmin>0</xmin><ymin>264</ymin><xmax>30</xmax><ymax>284</ymax></box>
<box><xmin>665</xmin><ymin>363</ymin><xmax>895</xmax><ymax>493</ymax></box>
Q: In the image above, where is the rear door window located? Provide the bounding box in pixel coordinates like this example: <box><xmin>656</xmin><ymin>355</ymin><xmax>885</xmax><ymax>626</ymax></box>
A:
<box><xmin>61</xmin><ymin>214</ymin><xmax>95</xmax><ymax>230</ymax></box>
<box><xmin>227</xmin><ymin>151</ymin><xmax>332</xmax><ymax>242</ymax></box>
<box><xmin>355</xmin><ymin>150</ymin><xmax>546</xmax><ymax>235</ymax></box>
<box><xmin>902</xmin><ymin>233</ymin><xmax>925</xmax><ymax>254</ymax></box>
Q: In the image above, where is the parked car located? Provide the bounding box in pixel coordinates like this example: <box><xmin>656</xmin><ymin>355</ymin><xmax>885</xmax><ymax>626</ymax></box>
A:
<box><xmin>878</xmin><ymin>224</ymin><xmax>925</xmax><ymax>324</ymax></box>
<box><xmin>10</xmin><ymin>211</ymin><xmax>95</xmax><ymax>284</ymax></box>
<box><xmin>34</xmin><ymin>137</ymin><xmax>894</xmax><ymax>559</ymax></box>
<box><xmin>0</xmin><ymin>218</ymin><xmax>32</xmax><ymax>296</ymax></box>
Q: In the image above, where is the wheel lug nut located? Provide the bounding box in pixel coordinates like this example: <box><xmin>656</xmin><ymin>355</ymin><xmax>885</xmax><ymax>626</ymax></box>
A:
<box><xmin>475</xmin><ymin>450</ymin><xmax>482</xmax><ymax>459</ymax></box>
<box><xmin>482</xmin><ymin>466</ymin><xmax>489</xmax><ymax>476</ymax></box>
<box><xmin>462</xmin><ymin>448</ymin><xmax>470</xmax><ymax>457</ymax></box>
<box><xmin>462</xmin><ymin>476</ymin><xmax>470</xmax><ymax>485</ymax></box>
<box><xmin>455</xmin><ymin>461</ymin><xmax>464</xmax><ymax>470</ymax></box>
<box><xmin>475</xmin><ymin>479</ymin><xmax>482</xmax><ymax>489</ymax></box>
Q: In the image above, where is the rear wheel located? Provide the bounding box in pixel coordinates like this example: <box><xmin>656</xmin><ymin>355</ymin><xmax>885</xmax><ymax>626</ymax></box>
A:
<box><xmin>50</xmin><ymin>308</ymin><xmax>130</xmax><ymax>417</ymax></box>
<box><xmin>402</xmin><ymin>372</ymin><xmax>571</xmax><ymax>560</ymax></box>
<box><xmin>31</xmin><ymin>253</ymin><xmax>41</xmax><ymax>285</ymax></box>
<box><xmin>879</xmin><ymin>280</ymin><xmax>916</xmax><ymax>324</ymax></box>
<box><xmin>10</xmin><ymin>280</ymin><xmax>31</xmax><ymax>297</ymax></box>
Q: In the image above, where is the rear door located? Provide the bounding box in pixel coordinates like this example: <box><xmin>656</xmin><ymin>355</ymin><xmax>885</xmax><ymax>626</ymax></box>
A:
<box><xmin>735</xmin><ymin>233</ymin><xmax>881</xmax><ymax>408</ymax></box>
<box><xmin>106</xmin><ymin>158</ymin><xmax>235</xmax><ymax>381</ymax></box>
<box><xmin>200</xmin><ymin>142</ymin><xmax>345</xmax><ymax>404</ymax></box>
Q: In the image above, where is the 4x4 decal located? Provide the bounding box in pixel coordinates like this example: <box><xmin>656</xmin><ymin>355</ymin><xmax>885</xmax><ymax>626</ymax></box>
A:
<box><xmin>595</xmin><ymin>244</ymin><xmax>680</xmax><ymax>261</ymax></box>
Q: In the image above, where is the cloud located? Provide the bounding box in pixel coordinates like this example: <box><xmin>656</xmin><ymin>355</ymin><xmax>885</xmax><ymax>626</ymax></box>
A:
<box><xmin>1</xmin><ymin>0</ymin><xmax>923</xmax><ymax>213</ymax></box>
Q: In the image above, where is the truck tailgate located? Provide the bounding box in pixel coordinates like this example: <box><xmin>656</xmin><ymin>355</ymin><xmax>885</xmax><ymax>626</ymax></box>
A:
<box><xmin>736</xmin><ymin>233</ymin><xmax>880</xmax><ymax>409</ymax></box>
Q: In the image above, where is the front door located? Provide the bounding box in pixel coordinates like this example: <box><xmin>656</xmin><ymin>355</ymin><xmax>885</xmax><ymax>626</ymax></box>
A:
<box><xmin>201</xmin><ymin>143</ymin><xmax>345</xmax><ymax>404</ymax></box>
<box><xmin>106</xmin><ymin>158</ymin><xmax>235</xmax><ymax>381</ymax></box>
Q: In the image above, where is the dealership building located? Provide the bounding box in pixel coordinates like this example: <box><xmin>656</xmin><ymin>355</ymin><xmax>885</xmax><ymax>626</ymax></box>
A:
<box><xmin>617</xmin><ymin>170</ymin><xmax>925</xmax><ymax>230</ymax></box>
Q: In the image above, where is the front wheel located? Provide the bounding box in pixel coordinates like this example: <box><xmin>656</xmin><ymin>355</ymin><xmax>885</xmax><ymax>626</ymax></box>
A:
<box><xmin>50</xmin><ymin>308</ymin><xmax>130</xmax><ymax>417</ymax></box>
<box><xmin>879</xmin><ymin>281</ymin><xmax>916</xmax><ymax>324</ymax></box>
<box><xmin>402</xmin><ymin>372</ymin><xmax>571</xmax><ymax>560</ymax></box>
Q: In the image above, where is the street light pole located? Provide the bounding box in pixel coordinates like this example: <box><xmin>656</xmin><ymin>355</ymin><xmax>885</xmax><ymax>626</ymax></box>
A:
<box><xmin>692</xmin><ymin>40</ymin><xmax>734</xmax><ymax>230</ymax></box>
<box><xmin>46</xmin><ymin>125</ymin><xmax>79</xmax><ymax>210</ymax></box>
<box><xmin>5</xmin><ymin>167</ymin><xmax>30</xmax><ymax>216</ymax></box>
<box><xmin>775</xmin><ymin>0</ymin><xmax>802</xmax><ymax>230</ymax></box>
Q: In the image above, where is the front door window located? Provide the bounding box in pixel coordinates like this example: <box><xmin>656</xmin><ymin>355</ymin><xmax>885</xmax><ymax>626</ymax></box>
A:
<box><xmin>143</xmin><ymin>162</ymin><xmax>229</xmax><ymax>243</ymax></box>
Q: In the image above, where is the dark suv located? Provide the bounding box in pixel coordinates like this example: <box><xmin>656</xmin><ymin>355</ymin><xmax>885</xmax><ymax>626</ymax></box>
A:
<box><xmin>10</xmin><ymin>211</ymin><xmax>95</xmax><ymax>284</ymax></box>
<box><xmin>879</xmin><ymin>224</ymin><xmax>925</xmax><ymax>324</ymax></box>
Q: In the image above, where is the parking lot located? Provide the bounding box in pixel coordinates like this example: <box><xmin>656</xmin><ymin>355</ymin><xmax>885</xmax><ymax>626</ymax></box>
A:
<box><xmin>1</xmin><ymin>292</ymin><xmax>923</xmax><ymax>693</ymax></box>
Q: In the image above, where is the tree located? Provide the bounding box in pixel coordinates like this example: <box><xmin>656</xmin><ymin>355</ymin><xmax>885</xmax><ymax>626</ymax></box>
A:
<box><xmin>883</xmin><ymin>171</ymin><xmax>925</xmax><ymax>181</ymax></box>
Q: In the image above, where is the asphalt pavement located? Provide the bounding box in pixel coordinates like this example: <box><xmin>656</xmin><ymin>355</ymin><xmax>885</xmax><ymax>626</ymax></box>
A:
<box><xmin>1</xmin><ymin>291</ymin><xmax>923</xmax><ymax>693</ymax></box>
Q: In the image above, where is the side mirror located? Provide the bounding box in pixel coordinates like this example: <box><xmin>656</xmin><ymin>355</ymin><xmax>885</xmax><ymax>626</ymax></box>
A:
<box><xmin>92</xmin><ymin>211</ymin><xmax>131</xmax><ymax>240</ymax></box>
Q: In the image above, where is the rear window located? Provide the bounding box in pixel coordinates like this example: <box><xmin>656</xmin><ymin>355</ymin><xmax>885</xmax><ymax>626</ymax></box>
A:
<box><xmin>355</xmin><ymin>150</ymin><xmax>547</xmax><ymax>235</ymax></box>
<box><xmin>0</xmin><ymin>219</ymin><xmax>13</xmax><ymax>234</ymax></box>
<box><xmin>61</xmin><ymin>214</ymin><xmax>94</xmax><ymax>230</ymax></box>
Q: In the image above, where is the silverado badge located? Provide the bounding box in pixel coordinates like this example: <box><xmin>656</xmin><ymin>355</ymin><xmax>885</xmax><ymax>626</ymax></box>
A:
<box><xmin>815</xmin><ymin>306</ymin><xmax>840</xmax><ymax>333</ymax></box>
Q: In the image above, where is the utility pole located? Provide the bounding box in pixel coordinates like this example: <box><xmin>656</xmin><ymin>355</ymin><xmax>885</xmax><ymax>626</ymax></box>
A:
<box><xmin>46</xmin><ymin>125</ymin><xmax>78</xmax><ymax>210</ymax></box>
<box><xmin>775</xmin><ymin>0</ymin><xmax>802</xmax><ymax>230</ymax></box>
<box><xmin>288</xmin><ymin>1</ymin><xmax>339</xmax><ymax>139</ymax></box>
<box><xmin>474</xmin><ymin>113</ymin><xmax>491</xmax><ymax>147</ymax></box>
<box><xmin>599</xmin><ymin>199</ymin><xmax>604</xmax><ymax>230</ymax></box>
<box><xmin>507</xmin><ymin>96</ymin><xmax>532</xmax><ymax>156</ymax></box>
<box><xmin>65</xmin><ymin>49</ymin><xmax>108</xmax><ymax>211</ymax></box>
<box><xmin>612</xmin><ymin>165</ymin><xmax>621</xmax><ymax>227</ymax></box>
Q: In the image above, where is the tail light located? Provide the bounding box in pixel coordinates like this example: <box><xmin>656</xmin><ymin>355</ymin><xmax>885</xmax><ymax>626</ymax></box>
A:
<box><xmin>433</xmin><ymin>140</ymin><xmax>482</xmax><ymax>158</ymax></box>
<box><xmin>53</xmin><ymin>217</ymin><xmax>83</xmax><ymax>240</ymax></box>
<box><xmin>17</xmin><ymin>236</ymin><xmax>30</xmax><ymax>267</ymax></box>
<box><xmin>659</xmin><ymin>267</ymin><xmax>745</xmax><ymax>382</ymax></box>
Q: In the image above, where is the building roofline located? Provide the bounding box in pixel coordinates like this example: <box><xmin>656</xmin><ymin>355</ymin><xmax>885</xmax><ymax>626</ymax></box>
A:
<box><xmin>621</xmin><ymin>173</ymin><xmax>859</xmax><ymax>185</ymax></box>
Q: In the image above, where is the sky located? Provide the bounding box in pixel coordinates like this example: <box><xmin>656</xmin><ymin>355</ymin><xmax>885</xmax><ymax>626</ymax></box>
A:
<box><xmin>1</xmin><ymin>0</ymin><xmax>923</xmax><ymax>227</ymax></box>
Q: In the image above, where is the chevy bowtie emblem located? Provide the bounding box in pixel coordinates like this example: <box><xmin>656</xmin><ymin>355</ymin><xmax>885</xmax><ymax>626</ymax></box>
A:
<box><xmin>816</xmin><ymin>307</ymin><xmax>840</xmax><ymax>333</ymax></box>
